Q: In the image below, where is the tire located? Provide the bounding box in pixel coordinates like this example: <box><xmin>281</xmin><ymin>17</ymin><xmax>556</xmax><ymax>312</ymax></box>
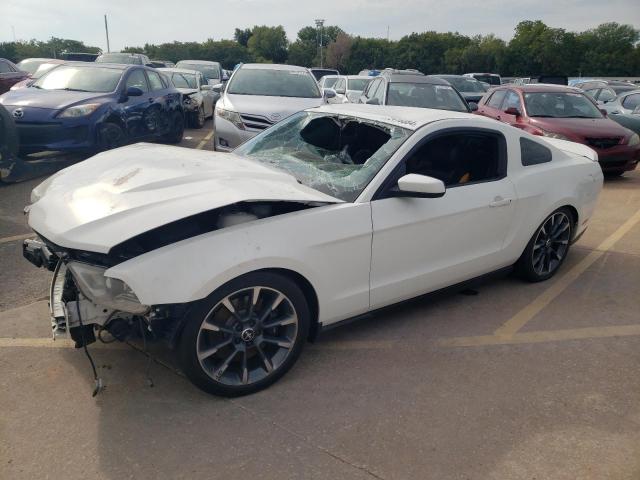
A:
<box><xmin>192</xmin><ymin>106</ymin><xmax>205</xmax><ymax>129</ymax></box>
<box><xmin>516</xmin><ymin>207</ymin><xmax>573</xmax><ymax>282</ymax></box>
<box><xmin>178</xmin><ymin>272</ymin><xmax>310</xmax><ymax>397</ymax></box>
<box><xmin>97</xmin><ymin>122</ymin><xmax>126</xmax><ymax>151</ymax></box>
<box><xmin>162</xmin><ymin>110</ymin><xmax>185</xmax><ymax>144</ymax></box>
<box><xmin>604</xmin><ymin>170</ymin><xmax>624</xmax><ymax>178</ymax></box>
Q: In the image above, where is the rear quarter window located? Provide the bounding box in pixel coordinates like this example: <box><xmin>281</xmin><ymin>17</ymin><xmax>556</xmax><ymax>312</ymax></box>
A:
<box><xmin>520</xmin><ymin>137</ymin><xmax>552</xmax><ymax>166</ymax></box>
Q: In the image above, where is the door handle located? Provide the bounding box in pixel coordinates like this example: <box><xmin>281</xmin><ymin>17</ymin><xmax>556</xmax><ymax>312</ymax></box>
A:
<box><xmin>489</xmin><ymin>197</ymin><xmax>512</xmax><ymax>207</ymax></box>
<box><xmin>496</xmin><ymin>115</ymin><xmax>501</xmax><ymax>121</ymax></box>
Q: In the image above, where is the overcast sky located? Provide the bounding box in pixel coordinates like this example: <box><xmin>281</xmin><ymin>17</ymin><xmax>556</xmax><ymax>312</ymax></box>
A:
<box><xmin>2</xmin><ymin>0</ymin><xmax>639</xmax><ymax>51</ymax></box>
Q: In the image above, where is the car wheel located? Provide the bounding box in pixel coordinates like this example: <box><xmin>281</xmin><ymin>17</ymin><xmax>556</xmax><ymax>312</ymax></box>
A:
<box><xmin>97</xmin><ymin>122</ymin><xmax>126</xmax><ymax>151</ymax></box>
<box><xmin>162</xmin><ymin>111</ymin><xmax>185</xmax><ymax>144</ymax></box>
<box><xmin>516</xmin><ymin>208</ymin><xmax>573</xmax><ymax>282</ymax></box>
<box><xmin>178</xmin><ymin>272</ymin><xmax>310</xmax><ymax>397</ymax></box>
<box><xmin>193</xmin><ymin>106</ymin><xmax>205</xmax><ymax>129</ymax></box>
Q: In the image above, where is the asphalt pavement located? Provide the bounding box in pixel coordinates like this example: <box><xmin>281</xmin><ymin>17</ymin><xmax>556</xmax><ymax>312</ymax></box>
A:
<box><xmin>1</xmin><ymin>124</ymin><xmax>639</xmax><ymax>479</ymax></box>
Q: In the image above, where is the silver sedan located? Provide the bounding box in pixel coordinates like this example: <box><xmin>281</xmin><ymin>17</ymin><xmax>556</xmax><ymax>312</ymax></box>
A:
<box><xmin>159</xmin><ymin>68</ymin><xmax>216</xmax><ymax>128</ymax></box>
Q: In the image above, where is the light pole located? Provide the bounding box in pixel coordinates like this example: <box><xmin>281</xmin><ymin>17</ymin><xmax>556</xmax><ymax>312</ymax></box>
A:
<box><xmin>314</xmin><ymin>19</ymin><xmax>325</xmax><ymax>68</ymax></box>
<box><xmin>104</xmin><ymin>14</ymin><xmax>110</xmax><ymax>53</ymax></box>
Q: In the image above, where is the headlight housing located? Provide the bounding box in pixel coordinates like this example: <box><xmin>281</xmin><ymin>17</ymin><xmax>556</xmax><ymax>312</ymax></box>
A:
<box><xmin>58</xmin><ymin>103</ymin><xmax>101</xmax><ymax>118</ymax></box>
<box><xmin>628</xmin><ymin>133</ymin><xmax>639</xmax><ymax>146</ymax></box>
<box><xmin>215</xmin><ymin>104</ymin><xmax>244</xmax><ymax>130</ymax></box>
<box><xmin>67</xmin><ymin>261</ymin><xmax>149</xmax><ymax>314</ymax></box>
<box><xmin>540</xmin><ymin>129</ymin><xmax>571</xmax><ymax>141</ymax></box>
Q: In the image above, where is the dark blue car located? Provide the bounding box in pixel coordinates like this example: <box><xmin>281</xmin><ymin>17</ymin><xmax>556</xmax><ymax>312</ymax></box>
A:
<box><xmin>0</xmin><ymin>63</ymin><xmax>184</xmax><ymax>154</ymax></box>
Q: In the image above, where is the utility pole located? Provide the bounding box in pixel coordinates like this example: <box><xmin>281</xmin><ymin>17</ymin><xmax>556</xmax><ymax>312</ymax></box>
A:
<box><xmin>315</xmin><ymin>19</ymin><xmax>325</xmax><ymax>68</ymax></box>
<box><xmin>104</xmin><ymin>14</ymin><xmax>110</xmax><ymax>53</ymax></box>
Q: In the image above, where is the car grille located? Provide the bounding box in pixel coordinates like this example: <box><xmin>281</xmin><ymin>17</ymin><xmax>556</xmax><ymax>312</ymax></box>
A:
<box><xmin>240</xmin><ymin>114</ymin><xmax>273</xmax><ymax>131</ymax></box>
<box><xmin>586</xmin><ymin>137</ymin><xmax>622</xmax><ymax>149</ymax></box>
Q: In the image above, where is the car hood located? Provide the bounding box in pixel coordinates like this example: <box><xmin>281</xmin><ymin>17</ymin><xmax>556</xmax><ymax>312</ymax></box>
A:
<box><xmin>0</xmin><ymin>88</ymin><xmax>109</xmax><ymax>111</ymax></box>
<box><xmin>223</xmin><ymin>93</ymin><xmax>325</xmax><ymax>122</ymax></box>
<box><xmin>176</xmin><ymin>87</ymin><xmax>199</xmax><ymax>96</ymax></box>
<box><xmin>28</xmin><ymin>143</ymin><xmax>341</xmax><ymax>253</ymax></box>
<box><xmin>529</xmin><ymin>117</ymin><xmax>632</xmax><ymax>140</ymax></box>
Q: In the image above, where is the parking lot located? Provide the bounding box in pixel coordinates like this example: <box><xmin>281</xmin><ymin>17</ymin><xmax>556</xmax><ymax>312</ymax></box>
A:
<box><xmin>0</xmin><ymin>117</ymin><xmax>638</xmax><ymax>479</ymax></box>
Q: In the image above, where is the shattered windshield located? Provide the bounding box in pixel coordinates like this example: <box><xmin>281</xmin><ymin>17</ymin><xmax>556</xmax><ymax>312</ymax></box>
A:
<box><xmin>235</xmin><ymin>111</ymin><xmax>412</xmax><ymax>202</ymax></box>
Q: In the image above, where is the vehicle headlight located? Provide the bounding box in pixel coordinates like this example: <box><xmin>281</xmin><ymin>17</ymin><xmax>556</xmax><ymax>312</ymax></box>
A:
<box><xmin>215</xmin><ymin>104</ymin><xmax>244</xmax><ymax>130</ymax></box>
<box><xmin>628</xmin><ymin>133</ymin><xmax>639</xmax><ymax>146</ymax></box>
<box><xmin>58</xmin><ymin>103</ymin><xmax>101</xmax><ymax>118</ymax></box>
<box><xmin>540</xmin><ymin>129</ymin><xmax>571</xmax><ymax>141</ymax></box>
<box><xmin>67</xmin><ymin>261</ymin><xmax>149</xmax><ymax>314</ymax></box>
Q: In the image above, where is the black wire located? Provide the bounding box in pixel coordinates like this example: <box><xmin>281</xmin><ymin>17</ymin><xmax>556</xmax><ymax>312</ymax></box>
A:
<box><xmin>75</xmin><ymin>297</ymin><xmax>102</xmax><ymax>396</ymax></box>
<box><xmin>139</xmin><ymin>317</ymin><xmax>154</xmax><ymax>388</ymax></box>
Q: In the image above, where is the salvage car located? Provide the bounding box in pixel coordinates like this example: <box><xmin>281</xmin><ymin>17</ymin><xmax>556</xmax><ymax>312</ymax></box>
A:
<box><xmin>23</xmin><ymin>104</ymin><xmax>603</xmax><ymax>396</ymax></box>
<box><xmin>433</xmin><ymin>74</ymin><xmax>488</xmax><ymax>103</ymax></box>
<box><xmin>96</xmin><ymin>52</ymin><xmax>151</xmax><ymax>66</ymax></box>
<box><xmin>0</xmin><ymin>63</ymin><xmax>184</xmax><ymax>154</ymax></box>
<box><xmin>11</xmin><ymin>58</ymin><xmax>65</xmax><ymax>90</ymax></box>
<box><xmin>476</xmin><ymin>84</ymin><xmax>640</xmax><ymax>175</ymax></box>
<box><xmin>0</xmin><ymin>58</ymin><xmax>29</xmax><ymax>94</ymax></box>
<box><xmin>330</xmin><ymin>75</ymin><xmax>373</xmax><ymax>103</ymax></box>
<box><xmin>175</xmin><ymin>60</ymin><xmax>223</xmax><ymax>86</ymax></box>
<box><xmin>213</xmin><ymin>63</ymin><xmax>331</xmax><ymax>151</ymax></box>
<box><xmin>159</xmin><ymin>67</ymin><xmax>216</xmax><ymax>128</ymax></box>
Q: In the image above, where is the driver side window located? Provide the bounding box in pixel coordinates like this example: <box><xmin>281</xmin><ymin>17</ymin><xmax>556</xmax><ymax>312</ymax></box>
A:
<box><xmin>403</xmin><ymin>130</ymin><xmax>505</xmax><ymax>187</ymax></box>
<box><xmin>126</xmin><ymin>69</ymin><xmax>149</xmax><ymax>92</ymax></box>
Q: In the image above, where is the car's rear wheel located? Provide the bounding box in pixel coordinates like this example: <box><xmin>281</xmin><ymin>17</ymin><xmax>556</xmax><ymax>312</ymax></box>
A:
<box><xmin>516</xmin><ymin>208</ymin><xmax>573</xmax><ymax>282</ymax></box>
<box><xmin>178</xmin><ymin>272</ymin><xmax>310</xmax><ymax>397</ymax></box>
<box><xmin>162</xmin><ymin>111</ymin><xmax>185</xmax><ymax>144</ymax></box>
<box><xmin>97</xmin><ymin>122</ymin><xmax>126</xmax><ymax>151</ymax></box>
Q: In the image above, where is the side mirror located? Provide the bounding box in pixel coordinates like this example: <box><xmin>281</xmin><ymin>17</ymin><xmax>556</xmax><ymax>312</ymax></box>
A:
<box><xmin>396</xmin><ymin>174</ymin><xmax>446</xmax><ymax>198</ymax></box>
<box><xmin>200</xmin><ymin>84</ymin><xmax>213</xmax><ymax>91</ymax></box>
<box><xmin>366</xmin><ymin>97</ymin><xmax>380</xmax><ymax>105</ymax></box>
<box><xmin>125</xmin><ymin>86</ymin><xmax>144</xmax><ymax>97</ymax></box>
<box><xmin>323</xmin><ymin>88</ymin><xmax>337</xmax><ymax>99</ymax></box>
<box><xmin>212</xmin><ymin>83</ymin><xmax>224</xmax><ymax>93</ymax></box>
<box><xmin>468</xmin><ymin>102</ymin><xmax>479</xmax><ymax>112</ymax></box>
<box><xmin>599</xmin><ymin>108</ymin><xmax>608</xmax><ymax>117</ymax></box>
<box><xmin>504</xmin><ymin>107</ymin><xmax>520</xmax><ymax>116</ymax></box>
<box><xmin>335</xmin><ymin>87</ymin><xmax>346</xmax><ymax>95</ymax></box>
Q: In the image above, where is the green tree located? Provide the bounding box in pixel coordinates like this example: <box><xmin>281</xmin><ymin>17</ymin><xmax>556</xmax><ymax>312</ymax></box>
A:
<box><xmin>234</xmin><ymin>28</ymin><xmax>253</xmax><ymax>47</ymax></box>
<box><xmin>247</xmin><ymin>25</ymin><xmax>288</xmax><ymax>63</ymax></box>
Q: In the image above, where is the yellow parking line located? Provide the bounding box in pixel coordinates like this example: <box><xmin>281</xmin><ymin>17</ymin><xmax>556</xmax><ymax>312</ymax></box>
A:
<box><xmin>196</xmin><ymin>130</ymin><xmax>215</xmax><ymax>150</ymax></box>
<box><xmin>493</xmin><ymin>208</ymin><xmax>640</xmax><ymax>338</ymax></box>
<box><xmin>439</xmin><ymin>324</ymin><xmax>640</xmax><ymax>347</ymax></box>
<box><xmin>0</xmin><ymin>233</ymin><xmax>34</xmax><ymax>245</ymax></box>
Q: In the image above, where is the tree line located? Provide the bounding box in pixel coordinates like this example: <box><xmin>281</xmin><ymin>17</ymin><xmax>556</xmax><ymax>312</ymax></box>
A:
<box><xmin>1</xmin><ymin>20</ymin><xmax>638</xmax><ymax>76</ymax></box>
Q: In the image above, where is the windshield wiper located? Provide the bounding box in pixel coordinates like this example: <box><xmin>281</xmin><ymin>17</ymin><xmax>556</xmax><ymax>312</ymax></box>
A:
<box><xmin>58</xmin><ymin>88</ymin><xmax>91</xmax><ymax>92</ymax></box>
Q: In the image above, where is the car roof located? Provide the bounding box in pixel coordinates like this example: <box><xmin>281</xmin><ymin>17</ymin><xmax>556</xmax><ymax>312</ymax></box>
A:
<box><xmin>176</xmin><ymin>60</ymin><xmax>221</xmax><ymax>66</ymax></box>
<box><xmin>386</xmin><ymin>74</ymin><xmax>450</xmax><ymax>85</ymax></box>
<box><xmin>310</xmin><ymin>104</ymin><xmax>488</xmax><ymax>130</ymax></box>
<box><xmin>500</xmin><ymin>84</ymin><xmax>583</xmax><ymax>93</ymax></box>
<box><xmin>157</xmin><ymin>67</ymin><xmax>200</xmax><ymax>75</ymax></box>
<box><xmin>239</xmin><ymin>63</ymin><xmax>310</xmax><ymax>72</ymax></box>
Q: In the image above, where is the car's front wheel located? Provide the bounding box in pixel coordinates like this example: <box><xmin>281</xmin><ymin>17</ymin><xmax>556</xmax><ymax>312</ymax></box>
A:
<box><xmin>178</xmin><ymin>272</ymin><xmax>310</xmax><ymax>397</ymax></box>
<box><xmin>516</xmin><ymin>208</ymin><xmax>573</xmax><ymax>282</ymax></box>
<box><xmin>162</xmin><ymin>111</ymin><xmax>185</xmax><ymax>144</ymax></box>
<box><xmin>192</xmin><ymin>106</ymin><xmax>205</xmax><ymax>129</ymax></box>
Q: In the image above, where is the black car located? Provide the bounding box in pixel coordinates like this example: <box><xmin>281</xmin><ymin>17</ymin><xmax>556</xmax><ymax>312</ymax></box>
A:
<box><xmin>433</xmin><ymin>75</ymin><xmax>487</xmax><ymax>104</ymax></box>
<box><xmin>358</xmin><ymin>70</ymin><xmax>472</xmax><ymax>112</ymax></box>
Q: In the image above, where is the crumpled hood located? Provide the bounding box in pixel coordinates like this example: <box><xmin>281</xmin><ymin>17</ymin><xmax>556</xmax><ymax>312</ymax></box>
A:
<box><xmin>224</xmin><ymin>93</ymin><xmax>325</xmax><ymax>122</ymax></box>
<box><xmin>28</xmin><ymin>143</ymin><xmax>341</xmax><ymax>253</ymax></box>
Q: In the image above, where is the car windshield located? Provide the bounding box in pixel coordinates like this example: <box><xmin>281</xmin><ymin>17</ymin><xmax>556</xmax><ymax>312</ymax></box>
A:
<box><xmin>444</xmin><ymin>77</ymin><xmax>486</xmax><ymax>93</ymax></box>
<box><xmin>348</xmin><ymin>78</ymin><xmax>372</xmax><ymax>91</ymax></box>
<box><xmin>235</xmin><ymin>111</ymin><xmax>412</xmax><ymax>202</ymax></box>
<box><xmin>96</xmin><ymin>54</ymin><xmax>140</xmax><ymax>65</ymax></box>
<box><xmin>16</xmin><ymin>59</ymin><xmax>48</xmax><ymax>75</ymax></box>
<box><xmin>33</xmin><ymin>66</ymin><xmax>122</xmax><ymax>92</ymax></box>
<box><xmin>228</xmin><ymin>68</ymin><xmax>321</xmax><ymax>98</ymax></box>
<box><xmin>387</xmin><ymin>83</ymin><xmax>468</xmax><ymax>112</ymax></box>
<box><xmin>177</xmin><ymin>63</ymin><xmax>220</xmax><ymax>81</ymax></box>
<box><xmin>322</xmin><ymin>77</ymin><xmax>338</xmax><ymax>88</ymax></box>
<box><xmin>170</xmin><ymin>72</ymin><xmax>197</xmax><ymax>89</ymax></box>
<box><xmin>524</xmin><ymin>92</ymin><xmax>603</xmax><ymax>118</ymax></box>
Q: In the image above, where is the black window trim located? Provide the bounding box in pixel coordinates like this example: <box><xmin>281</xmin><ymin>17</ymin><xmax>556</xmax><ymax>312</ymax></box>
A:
<box><xmin>372</xmin><ymin>126</ymin><xmax>509</xmax><ymax>201</ymax></box>
<box><xmin>520</xmin><ymin>136</ymin><xmax>552</xmax><ymax>167</ymax></box>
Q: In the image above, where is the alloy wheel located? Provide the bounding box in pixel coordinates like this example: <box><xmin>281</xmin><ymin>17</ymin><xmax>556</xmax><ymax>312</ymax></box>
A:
<box><xmin>196</xmin><ymin>286</ymin><xmax>299</xmax><ymax>386</ymax></box>
<box><xmin>532</xmin><ymin>212</ymin><xmax>571</xmax><ymax>276</ymax></box>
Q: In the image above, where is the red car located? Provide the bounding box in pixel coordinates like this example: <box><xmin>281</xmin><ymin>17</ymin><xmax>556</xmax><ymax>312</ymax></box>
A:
<box><xmin>476</xmin><ymin>84</ymin><xmax>640</xmax><ymax>175</ymax></box>
<box><xmin>0</xmin><ymin>58</ymin><xmax>29</xmax><ymax>95</ymax></box>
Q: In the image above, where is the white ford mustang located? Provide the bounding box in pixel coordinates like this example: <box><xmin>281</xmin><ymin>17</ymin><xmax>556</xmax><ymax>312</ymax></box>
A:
<box><xmin>23</xmin><ymin>105</ymin><xmax>603</xmax><ymax>396</ymax></box>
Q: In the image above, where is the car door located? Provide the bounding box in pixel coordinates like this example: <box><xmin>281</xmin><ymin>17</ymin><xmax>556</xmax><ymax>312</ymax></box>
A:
<box><xmin>477</xmin><ymin>89</ymin><xmax>507</xmax><ymax>119</ymax></box>
<box><xmin>359</xmin><ymin>78</ymin><xmax>380</xmax><ymax>104</ymax></box>
<box><xmin>121</xmin><ymin>68</ymin><xmax>154</xmax><ymax>138</ymax></box>
<box><xmin>369</xmin><ymin>126</ymin><xmax>517</xmax><ymax>308</ymax></box>
<box><xmin>145</xmin><ymin>69</ymin><xmax>173</xmax><ymax>135</ymax></box>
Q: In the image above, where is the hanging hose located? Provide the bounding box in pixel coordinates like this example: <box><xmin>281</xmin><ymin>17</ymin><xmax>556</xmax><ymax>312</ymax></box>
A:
<box><xmin>75</xmin><ymin>300</ymin><xmax>103</xmax><ymax>397</ymax></box>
